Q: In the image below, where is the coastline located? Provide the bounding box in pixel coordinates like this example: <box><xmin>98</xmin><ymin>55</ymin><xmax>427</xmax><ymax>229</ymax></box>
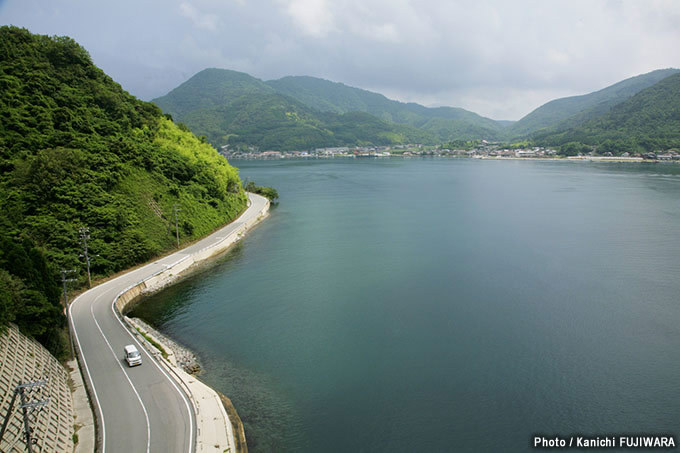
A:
<box><xmin>128</xmin><ymin>317</ymin><xmax>249</xmax><ymax>453</ymax></box>
<box><xmin>230</xmin><ymin>154</ymin><xmax>679</xmax><ymax>163</ymax></box>
<box><xmin>111</xmin><ymin>161</ymin><xmax>680</xmax><ymax>451</ymax></box>
<box><xmin>115</xmin><ymin>192</ymin><xmax>269</xmax><ymax>452</ymax></box>
<box><xmin>73</xmin><ymin>192</ymin><xmax>269</xmax><ymax>453</ymax></box>
<box><xmin>113</xmin><ymin>192</ymin><xmax>270</xmax><ymax>312</ymax></box>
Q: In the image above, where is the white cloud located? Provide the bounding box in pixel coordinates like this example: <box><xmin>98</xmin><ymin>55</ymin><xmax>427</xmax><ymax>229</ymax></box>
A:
<box><xmin>2</xmin><ymin>0</ymin><xmax>679</xmax><ymax>119</ymax></box>
<box><xmin>179</xmin><ymin>2</ymin><xmax>219</xmax><ymax>31</ymax></box>
<box><xmin>546</xmin><ymin>50</ymin><xmax>571</xmax><ymax>67</ymax></box>
<box><xmin>281</xmin><ymin>0</ymin><xmax>335</xmax><ymax>37</ymax></box>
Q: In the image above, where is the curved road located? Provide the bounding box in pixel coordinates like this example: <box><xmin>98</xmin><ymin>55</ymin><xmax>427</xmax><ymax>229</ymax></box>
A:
<box><xmin>69</xmin><ymin>193</ymin><xmax>268</xmax><ymax>452</ymax></box>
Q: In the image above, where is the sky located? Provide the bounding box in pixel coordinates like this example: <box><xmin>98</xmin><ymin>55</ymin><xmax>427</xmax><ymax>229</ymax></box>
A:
<box><xmin>1</xmin><ymin>0</ymin><xmax>679</xmax><ymax>120</ymax></box>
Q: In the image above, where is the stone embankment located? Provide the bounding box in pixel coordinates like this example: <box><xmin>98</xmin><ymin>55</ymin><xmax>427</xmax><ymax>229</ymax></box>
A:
<box><xmin>128</xmin><ymin>317</ymin><xmax>201</xmax><ymax>375</ymax></box>
<box><xmin>0</xmin><ymin>324</ymin><xmax>74</xmax><ymax>453</ymax></box>
<box><xmin>115</xmin><ymin>195</ymin><xmax>269</xmax><ymax>312</ymax></box>
<box><xmin>112</xmin><ymin>194</ymin><xmax>269</xmax><ymax>452</ymax></box>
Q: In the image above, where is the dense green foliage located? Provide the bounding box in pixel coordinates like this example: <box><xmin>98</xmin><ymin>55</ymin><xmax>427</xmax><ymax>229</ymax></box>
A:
<box><xmin>153</xmin><ymin>69</ymin><xmax>503</xmax><ymax>149</ymax></box>
<box><xmin>267</xmin><ymin>76</ymin><xmax>506</xmax><ymax>141</ymax></box>
<box><xmin>154</xmin><ymin>67</ymin><xmax>680</xmax><ymax>151</ymax></box>
<box><xmin>151</xmin><ymin>68</ymin><xmax>276</xmax><ymax>119</ymax></box>
<box><xmin>0</xmin><ymin>27</ymin><xmax>247</xmax><ymax>352</ymax></box>
<box><xmin>443</xmin><ymin>139</ymin><xmax>482</xmax><ymax>150</ymax></box>
<box><xmin>536</xmin><ymin>73</ymin><xmax>680</xmax><ymax>154</ymax></box>
<box><xmin>244</xmin><ymin>182</ymin><xmax>278</xmax><ymax>201</ymax></box>
<box><xmin>266</xmin><ymin>75</ymin><xmax>385</xmax><ymax>115</ymax></box>
<box><xmin>0</xmin><ymin>236</ymin><xmax>66</xmax><ymax>356</ymax></box>
<box><xmin>555</xmin><ymin>142</ymin><xmax>591</xmax><ymax>156</ymax></box>
<box><xmin>508</xmin><ymin>68</ymin><xmax>679</xmax><ymax>137</ymax></box>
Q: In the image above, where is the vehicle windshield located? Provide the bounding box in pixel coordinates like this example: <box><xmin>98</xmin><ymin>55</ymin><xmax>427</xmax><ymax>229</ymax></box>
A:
<box><xmin>129</xmin><ymin>351</ymin><xmax>140</xmax><ymax>358</ymax></box>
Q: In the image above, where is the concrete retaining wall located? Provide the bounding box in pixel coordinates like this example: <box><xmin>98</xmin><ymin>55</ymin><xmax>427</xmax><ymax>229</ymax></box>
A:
<box><xmin>109</xmin><ymin>194</ymin><xmax>270</xmax><ymax>452</ymax></box>
<box><xmin>0</xmin><ymin>325</ymin><xmax>74</xmax><ymax>453</ymax></box>
<box><xmin>115</xmin><ymin>196</ymin><xmax>269</xmax><ymax>313</ymax></box>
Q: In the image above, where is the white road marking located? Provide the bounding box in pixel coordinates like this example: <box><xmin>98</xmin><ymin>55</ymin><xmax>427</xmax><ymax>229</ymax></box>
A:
<box><xmin>69</xmin><ymin>194</ymin><xmax>265</xmax><ymax>453</ymax></box>
<box><xmin>69</xmin><ymin>294</ymin><xmax>107</xmax><ymax>453</ymax></box>
<box><xmin>110</xmin><ymin>298</ymin><xmax>195</xmax><ymax>453</ymax></box>
<box><xmin>90</xmin><ymin>291</ymin><xmax>151</xmax><ymax>453</ymax></box>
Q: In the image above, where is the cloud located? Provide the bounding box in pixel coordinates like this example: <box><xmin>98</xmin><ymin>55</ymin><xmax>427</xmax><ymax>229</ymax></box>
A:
<box><xmin>280</xmin><ymin>0</ymin><xmax>335</xmax><ymax>37</ymax></box>
<box><xmin>2</xmin><ymin>0</ymin><xmax>679</xmax><ymax>119</ymax></box>
<box><xmin>179</xmin><ymin>2</ymin><xmax>219</xmax><ymax>31</ymax></box>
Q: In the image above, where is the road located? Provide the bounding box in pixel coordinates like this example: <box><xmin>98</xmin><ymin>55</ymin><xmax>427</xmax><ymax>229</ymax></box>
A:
<box><xmin>69</xmin><ymin>193</ymin><xmax>269</xmax><ymax>453</ymax></box>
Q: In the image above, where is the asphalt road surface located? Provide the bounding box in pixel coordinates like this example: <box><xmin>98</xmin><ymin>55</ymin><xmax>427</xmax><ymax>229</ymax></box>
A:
<box><xmin>69</xmin><ymin>193</ymin><xmax>268</xmax><ymax>453</ymax></box>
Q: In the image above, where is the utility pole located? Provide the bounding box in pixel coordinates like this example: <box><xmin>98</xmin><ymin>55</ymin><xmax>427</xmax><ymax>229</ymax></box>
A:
<box><xmin>0</xmin><ymin>379</ymin><xmax>49</xmax><ymax>452</ymax></box>
<box><xmin>60</xmin><ymin>269</ymin><xmax>76</xmax><ymax>308</ymax></box>
<box><xmin>79</xmin><ymin>227</ymin><xmax>92</xmax><ymax>288</ymax></box>
<box><xmin>173</xmin><ymin>204</ymin><xmax>182</xmax><ymax>248</ymax></box>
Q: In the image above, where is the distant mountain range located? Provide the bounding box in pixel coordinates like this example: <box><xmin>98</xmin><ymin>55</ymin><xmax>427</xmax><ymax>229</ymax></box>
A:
<box><xmin>152</xmin><ymin>69</ymin><xmax>505</xmax><ymax>149</ymax></box>
<box><xmin>153</xmin><ymin>67</ymin><xmax>680</xmax><ymax>152</ymax></box>
<box><xmin>152</xmin><ymin>68</ymin><xmax>433</xmax><ymax>150</ymax></box>
<box><xmin>507</xmin><ymin>68</ymin><xmax>679</xmax><ymax>137</ymax></box>
<box><xmin>267</xmin><ymin>76</ymin><xmax>506</xmax><ymax>139</ymax></box>
<box><xmin>535</xmin><ymin>71</ymin><xmax>680</xmax><ymax>153</ymax></box>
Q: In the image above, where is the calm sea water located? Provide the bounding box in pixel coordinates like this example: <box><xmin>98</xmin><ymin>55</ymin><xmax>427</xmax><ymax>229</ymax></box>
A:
<box><xmin>130</xmin><ymin>159</ymin><xmax>680</xmax><ymax>452</ymax></box>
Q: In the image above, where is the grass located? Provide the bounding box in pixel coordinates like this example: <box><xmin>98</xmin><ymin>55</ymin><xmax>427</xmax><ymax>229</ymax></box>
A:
<box><xmin>135</xmin><ymin>327</ymin><xmax>169</xmax><ymax>359</ymax></box>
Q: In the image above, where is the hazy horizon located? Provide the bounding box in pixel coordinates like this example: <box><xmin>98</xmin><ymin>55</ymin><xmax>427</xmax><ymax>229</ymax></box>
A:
<box><xmin>2</xmin><ymin>0</ymin><xmax>679</xmax><ymax>120</ymax></box>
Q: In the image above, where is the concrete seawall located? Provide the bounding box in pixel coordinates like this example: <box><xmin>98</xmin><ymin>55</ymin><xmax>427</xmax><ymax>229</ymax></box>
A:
<box><xmin>116</xmin><ymin>195</ymin><xmax>270</xmax><ymax>313</ymax></box>
<box><xmin>109</xmin><ymin>193</ymin><xmax>269</xmax><ymax>453</ymax></box>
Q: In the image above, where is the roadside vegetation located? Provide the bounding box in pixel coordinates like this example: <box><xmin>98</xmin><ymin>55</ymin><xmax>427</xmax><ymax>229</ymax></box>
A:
<box><xmin>0</xmin><ymin>235</ymin><xmax>66</xmax><ymax>358</ymax></box>
<box><xmin>135</xmin><ymin>327</ymin><xmax>169</xmax><ymax>359</ymax></box>
<box><xmin>0</xmin><ymin>26</ymin><xmax>247</xmax><ymax>356</ymax></box>
<box><xmin>244</xmin><ymin>181</ymin><xmax>279</xmax><ymax>202</ymax></box>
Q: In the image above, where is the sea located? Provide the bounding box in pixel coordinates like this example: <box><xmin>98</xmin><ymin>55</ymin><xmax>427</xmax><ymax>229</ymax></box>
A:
<box><xmin>130</xmin><ymin>158</ymin><xmax>680</xmax><ymax>452</ymax></box>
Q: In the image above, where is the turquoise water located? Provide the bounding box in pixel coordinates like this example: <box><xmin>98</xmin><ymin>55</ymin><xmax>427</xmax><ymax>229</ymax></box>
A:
<box><xmin>130</xmin><ymin>159</ymin><xmax>680</xmax><ymax>451</ymax></box>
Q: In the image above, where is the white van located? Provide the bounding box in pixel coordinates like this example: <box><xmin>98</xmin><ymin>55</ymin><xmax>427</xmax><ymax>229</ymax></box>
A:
<box><xmin>124</xmin><ymin>344</ymin><xmax>142</xmax><ymax>367</ymax></box>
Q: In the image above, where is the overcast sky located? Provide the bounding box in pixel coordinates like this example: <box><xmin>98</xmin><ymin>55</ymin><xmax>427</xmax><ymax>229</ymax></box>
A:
<box><xmin>2</xmin><ymin>0</ymin><xmax>679</xmax><ymax>120</ymax></box>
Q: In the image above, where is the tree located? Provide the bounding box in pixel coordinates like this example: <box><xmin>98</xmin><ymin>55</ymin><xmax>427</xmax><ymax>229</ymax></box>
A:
<box><xmin>245</xmin><ymin>181</ymin><xmax>279</xmax><ymax>201</ymax></box>
<box><xmin>558</xmin><ymin>142</ymin><xmax>588</xmax><ymax>156</ymax></box>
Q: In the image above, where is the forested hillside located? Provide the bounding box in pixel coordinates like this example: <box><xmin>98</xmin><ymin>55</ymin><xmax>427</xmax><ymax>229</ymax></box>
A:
<box><xmin>266</xmin><ymin>75</ymin><xmax>507</xmax><ymax>141</ymax></box>
<box><xmin>508</xmin><ymin>68</ymin><xmax>679</xmax><ymax>137</ymax></box>
<box><xmin>153</xmin><ymin>67</ymin><xmax>680</xmax><ymax>150</ymax></box>
<box><xmin>152</xmin><ymin>68</ymin><xmax>276</xmax><ymax>118</ymax></box>
<box><xmin>535</xmin><ymin>72</ymin><xmax>680</xmax><ymax>154</ymax></box>
<box><xmin>153</xmin><ymin>69</ymin><xmax>434</xmax><ymax>149</ymax></box>
<box><xmin>0</xmin><ymin>27</ymin><xmax>247</xmax><ymax>356</ymax></box>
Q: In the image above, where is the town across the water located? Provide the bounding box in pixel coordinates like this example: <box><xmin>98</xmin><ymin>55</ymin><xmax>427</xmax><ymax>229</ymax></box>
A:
<box><xmin>220</xmin><ymin>143</ymin><xmax>680</xmax><ymax>161</ymax></box>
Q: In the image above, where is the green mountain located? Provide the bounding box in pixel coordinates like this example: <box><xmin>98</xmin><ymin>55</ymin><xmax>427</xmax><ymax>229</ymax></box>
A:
<box><xmin>535</xmin><ymin>72</ymin><xmax>680</xmax><ymax>154</ymax></box>
<box><xmin>153</xmin><ymin>69</ymin><xmax>434</xmax><ymax>150</ymax></box>
<box><xmin>509</xmin><ymin>68</ymin><xmax>679</xmax><ymax>137</ymax></box>
<box><xmin>0</xmin><ymin>27</ymin><xmax>247</xmax><ymax>355</ymax></box>
<box><xmin>266</xmin><ymin>75</ymin><xmax>507</xmax><ymax>141</ymax></box>
<box><xmin>154</xmin><ymin>68</ymin><xmax>276</xmax><ymax>118</ymax></box>
<box><xmin>154</xmin><ymin>67</ymin><xmax>680</xmax><ymax>150</ymax></box>
<box><xmin>265</xmin><ymin>75</ymin><xmax>383</xmax><ymax>115</ymax></box>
